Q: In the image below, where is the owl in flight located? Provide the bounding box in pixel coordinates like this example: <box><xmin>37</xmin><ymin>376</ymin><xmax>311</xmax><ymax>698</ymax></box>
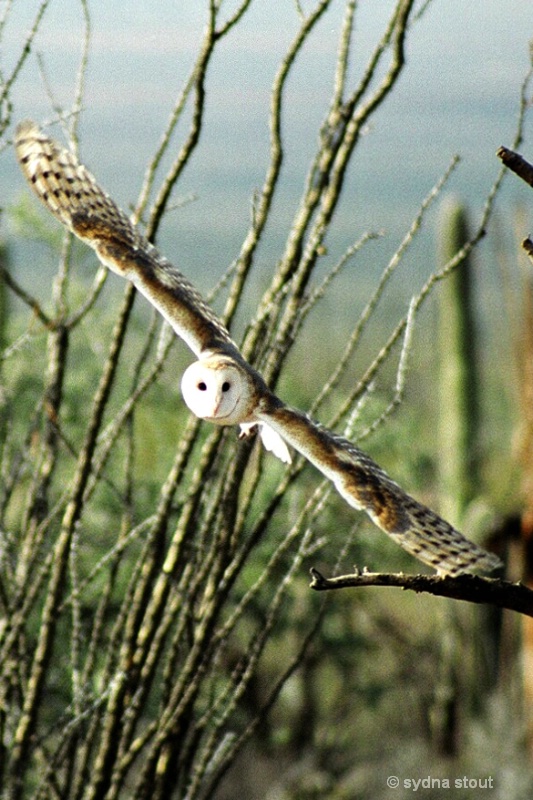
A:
<box><xmin>15</xmin><ymin>120</ymin><xmax>502</xmax><ymax>577</ymax></box>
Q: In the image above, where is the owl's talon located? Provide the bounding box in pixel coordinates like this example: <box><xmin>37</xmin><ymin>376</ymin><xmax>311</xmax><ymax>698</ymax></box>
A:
<box><xmin>238</xmin><ymin>422</ymin><xmax>257</xmax><ymax>440</ymax></box>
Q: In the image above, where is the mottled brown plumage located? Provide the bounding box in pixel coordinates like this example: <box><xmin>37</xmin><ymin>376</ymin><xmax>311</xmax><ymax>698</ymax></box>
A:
<box><xmin>15</xmin><ymin>120</ymin><xmax>238</xmax><ymax>359</ymax></box>
<box><xmin>15</xmin><ymin>121</ymin><xmax>502</xmax><ymax>576</ymax></box>
<box><xmin>261</xmin><ymin>405</ymin><xmax>501</xmax><ymax>575</ymax></box>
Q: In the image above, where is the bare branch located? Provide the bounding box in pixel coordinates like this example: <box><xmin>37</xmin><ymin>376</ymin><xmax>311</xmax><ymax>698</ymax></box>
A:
<box><xmin>2</xmin><ymin>2</ymin><xmax>529</xmax><ymax>797</ymax></box>
<box><xmin>309</xmin><ymin>568</ymin><xmax>533</xmax><ymax>618</ymax></box>
<box><xmin>0</xmin><ymin>262</ymin><xmax>52</xmax><ymax>327</ymax></box>
<box><xmin>0</xmin><ymin>0</ymin><xmax>51</xmax><ymax>135</ymax></box>
<box><xmin>497</xmin><ymin>145</ymin><xmax>533</xmax><ymax>189</ymax></box>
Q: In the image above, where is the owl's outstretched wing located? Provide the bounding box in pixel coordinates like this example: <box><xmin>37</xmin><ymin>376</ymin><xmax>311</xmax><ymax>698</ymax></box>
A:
<box><xmin>259</xmin><ymin>404</ymin><xmax>501</xmax><ymax>576</ymax></box>
<box><xmin>15</xmin><ymin>121</ymin><xmax>502</xmax><ymax>576</ymax></box>
<box><xmin>15</xmin><ymin>120</ymin><xmax>238</xmax><ymax>360</ymax></box>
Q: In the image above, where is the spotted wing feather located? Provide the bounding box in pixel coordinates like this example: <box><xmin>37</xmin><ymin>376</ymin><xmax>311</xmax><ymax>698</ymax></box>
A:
<box><xmin>15</xmin><ymin>121</ymin><xmax>502</xmax><ymax>576</ymax></box>
<box><xmin>261</xmin><ymin>404</ymin><xmax>502</xmax><ymax>576</ymax></box>
<box><xmin>15</xmin><ymin>120</ymin><xmax>237</xmax><ymax>358</ymax></box>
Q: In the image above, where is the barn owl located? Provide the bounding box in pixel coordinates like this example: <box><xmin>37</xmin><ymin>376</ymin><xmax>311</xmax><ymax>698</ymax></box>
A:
<box><xmin>15</xmin><ymin>120</ymin><xmax>502</xmax><ymax>576</ymax></box>
<box><xmin>14</xmin><ymin>120</ymin><xmax>290</xmax><ymax>464</ymax></box>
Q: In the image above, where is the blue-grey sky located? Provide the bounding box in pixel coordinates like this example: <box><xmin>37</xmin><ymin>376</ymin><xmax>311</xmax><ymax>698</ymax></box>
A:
<box><xmin>3</xmin><ymin>0</ymin><xmax>533</xmax><ymax>287</ymax></box>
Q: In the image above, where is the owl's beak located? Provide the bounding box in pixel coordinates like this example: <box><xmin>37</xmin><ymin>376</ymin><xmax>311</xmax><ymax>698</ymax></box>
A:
<box><xmin>212</xmin><ymin>396</ymin><xmax>222</xmax><ymax>417</ymax></box>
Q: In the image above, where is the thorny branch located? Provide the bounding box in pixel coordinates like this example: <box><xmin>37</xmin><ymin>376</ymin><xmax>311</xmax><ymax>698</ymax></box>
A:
<box><xmin>1</xmin><ymin>1</ymin><xmax>529</xmax><ymax>798</ymax></box>
<box><xmin>497</xmin><ymin>146</ymin><xmax>533</xmax><ymax>264</ymax></box>
<box><xmin>310</xmin><ymin>569</ymin><xmax>533</xmax><ymax>618</ymax></box>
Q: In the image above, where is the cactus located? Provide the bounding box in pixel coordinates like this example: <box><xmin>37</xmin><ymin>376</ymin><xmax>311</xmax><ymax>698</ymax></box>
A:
<box><xmin>437</xmin><ymin>196</ymin><xmax>479</xmax><ymax>528</ymax></box>
<box><xmin>431</xmin><ymin>197</ymin><xmax>480</xmax><ymax>757</ymax></box>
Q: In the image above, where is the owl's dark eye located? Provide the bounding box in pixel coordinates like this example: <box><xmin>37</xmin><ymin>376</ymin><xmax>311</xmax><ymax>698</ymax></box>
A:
<box><xmin>198</xmin><ymin>381</ymin><xmax>207</xmax><ymax>391</ymax></box>
<box><xmin>222</xmin><ymin>381</ymin><xmax>231</xmax><ymax>392</ymax></box>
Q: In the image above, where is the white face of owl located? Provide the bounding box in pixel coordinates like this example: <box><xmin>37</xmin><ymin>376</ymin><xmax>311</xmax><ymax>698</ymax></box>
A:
<box><xmin>180</xmin><ymin>358</ymin><xmax>250</xmax><ymax>426</ymax></box>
